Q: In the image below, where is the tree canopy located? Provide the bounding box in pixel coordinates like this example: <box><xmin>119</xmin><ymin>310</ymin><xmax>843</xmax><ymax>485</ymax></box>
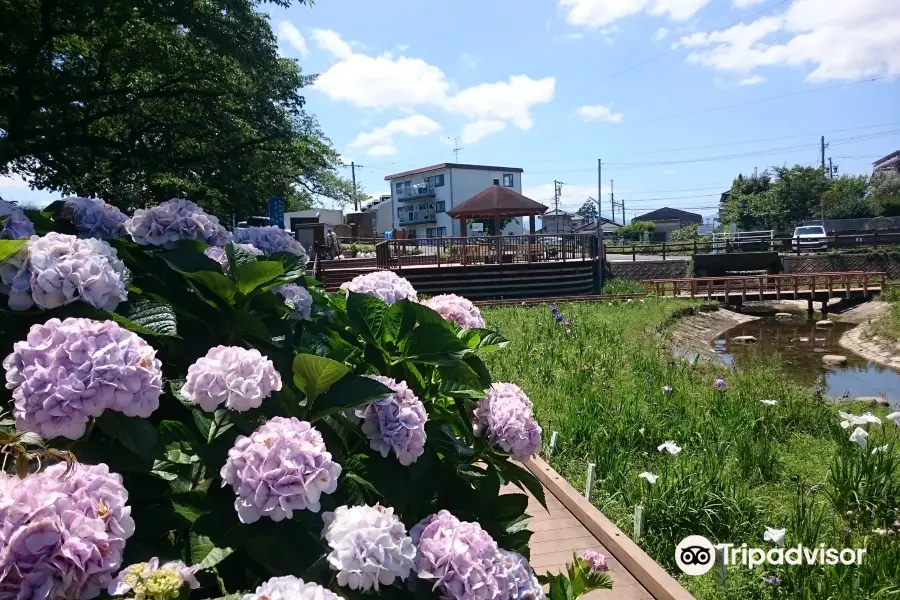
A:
<box><xmin>0</xmin><ymin>0</ymin><xmax>356</xmax><ymax>220</ymax></box>
<box><xmin>576</xmin><ymin>199</ymin><xmax>598</xmax><ymax>222</ymax></box>
<box><xmin>618</xmin><ymin>221</ymin><xmax>655</xmax><ymax>241</ymax></box>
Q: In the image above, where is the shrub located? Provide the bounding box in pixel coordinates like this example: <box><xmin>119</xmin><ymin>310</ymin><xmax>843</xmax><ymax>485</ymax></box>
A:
<box><xmin>0</xmin><ymin>199</ymin><xmax>607</xmax><ymax>600</ymax></box>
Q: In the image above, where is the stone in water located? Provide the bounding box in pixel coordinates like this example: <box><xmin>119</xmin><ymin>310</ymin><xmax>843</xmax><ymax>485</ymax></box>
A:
<box><xmin>816</xmin><ymin>320</ymin><xmax>834</xmax><ymax>328</ymax></box>
<box><xmin>732</xmin><ymin>335</ymin><xmax>758</xmax><ymax>343</ymax></box>
<box><xmin>775</xmin><ymin>313</ymin><xmax>794</xmax><ymax>319</ymax></box>
<box><xmin>822</xmin><ymin>354</ymin><xmax>847</xmax><ymax>365</ymax></box>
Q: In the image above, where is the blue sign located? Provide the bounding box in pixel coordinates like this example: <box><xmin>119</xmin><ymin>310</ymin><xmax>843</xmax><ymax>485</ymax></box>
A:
<box><xmin>267</xmin><ymin>196</ymin><xmax>285</xmax><ymax>229</ymax></box>
<box><xmin>385</xmin><ymin>231</ymin><xmax>393</xmax><ymax>240</ymax></box>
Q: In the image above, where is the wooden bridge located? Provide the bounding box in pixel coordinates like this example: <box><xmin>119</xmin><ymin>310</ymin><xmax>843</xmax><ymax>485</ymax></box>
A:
<box><xmin>644</xmin><ymin>272</ymin><xmax>886</xmax><ymax>305</ymax></box>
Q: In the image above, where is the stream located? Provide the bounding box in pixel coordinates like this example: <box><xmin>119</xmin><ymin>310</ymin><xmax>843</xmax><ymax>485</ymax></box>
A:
<box><xmin>715</xmin><ymin>315</ymin><xmax>900</xmax><ymax>406</ymax></box>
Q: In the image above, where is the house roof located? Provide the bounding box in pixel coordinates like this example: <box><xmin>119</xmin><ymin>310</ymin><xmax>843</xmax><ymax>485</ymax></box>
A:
<box><xmin>632</xmin><ymin>207</ymin><xmax>703</xmax><ymax>223</ymax></box>
<box><xmin>384</xmin><ymin>163</ymin><xmax>524</xmax><ymax>180</ymax></box>
<box><xmin>874</xmin><ymin>150</ymin><xmax>900</xmax><ymax>171</ymax></box>
<box><xmin>573</xmin><ymin>218</ymin><xmax>620</xmax><ymax>232</ymax></box>
<box><xmin>543</xmin><ymin>208</ymin><xmax>572</xmax><ymax>217</ymax></box>
<box><xmin>446</xmin><ymin>185</ymin><xmax>547</xmax><ymax>218</ymax></box>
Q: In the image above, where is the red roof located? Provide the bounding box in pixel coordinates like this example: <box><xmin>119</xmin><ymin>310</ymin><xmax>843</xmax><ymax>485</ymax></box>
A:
<box><xmin>446</xmin><ymin>185</ymin><xmax>548</xmax><ymax>218</ymax></box>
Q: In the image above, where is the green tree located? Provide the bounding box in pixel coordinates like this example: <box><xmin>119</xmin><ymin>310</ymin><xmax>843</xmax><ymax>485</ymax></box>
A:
<box><xmin>668</xmin><ymin>222</ymin><xmax>700</xmax><ymax>243</ymax></box>
<box><xmin>719</xmin><ymin>170</ymin><xmax>773</xmax><ymax>231</ymax></box>
<box><xmin>618</xmin><ymin>221</ymin><xmax>655</xmax><ymax>241</ymax></box>
<box><xmin>822</xmin><ymin>174</ymin><xmax>870</xmax><ymax>219</ymax></box>
<box><xmin>576</xmin><ymin>199</ymin><xmax>599</xmax><ymax>222</ymax></box>
<box><xmin>868</xmin><ymin>172</ymin><xmax>900</xmax><ymax>217</ymax></box>
<box><xmin>719</xmin><ymin>166</ymin><xmax>832</xmax><ymax>232</ymax></box>
<box><xmin>0</xmin><ymin>0</ymin><xmax>354</xmax><ymax>220</ymax></box>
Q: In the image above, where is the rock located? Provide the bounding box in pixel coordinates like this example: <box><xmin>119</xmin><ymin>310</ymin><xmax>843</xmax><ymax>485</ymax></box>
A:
<box><xmin>816</xmin><ymin>320</ymin><xmax>834</xmax><ymax>328</ymax></box>
<box><xmin>732</xmin><ymin>335</ymin><xmax>758</xmax><ymax>343</ymax></box>
<box><xmin>775</xmin><ymin>312</ymin><xmax>794</xmax><ymax>319</ymax></box>
<box><xmin>813</xmin><ymin>348</ymin><xmax>826</xmax><ymax>353</ymax></box>
<box><xmin>822</xmin><ymin>354</ymin><xmax>848</xmax><ymax>365</ymax></box>
<box><xmin>855</xmin><ymin>396</ymin><xmax>889</xmax><ymax>406</ymax></box>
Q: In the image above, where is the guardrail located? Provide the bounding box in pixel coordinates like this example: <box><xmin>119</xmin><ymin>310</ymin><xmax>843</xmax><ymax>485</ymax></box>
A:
<box><xmin>375</xmin><ymin>234</ymin><xmax>599</xmax><ymax>269</ymax></box>
<box><xmin>644</xmin><ymin>271</ymin><xmax>886</xmax><ymax>301</ymax></box>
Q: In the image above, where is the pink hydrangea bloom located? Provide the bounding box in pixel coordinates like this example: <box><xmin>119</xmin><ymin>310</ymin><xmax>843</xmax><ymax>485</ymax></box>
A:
<box><xmin>220</xmin><ymin>417</ymin><xmax>341</xmax><ymax>523</ymax></box>
<box><xmin>3</xmin><ymin>317</ymin><xmax>163</xmax><ymax>440</ymax></box>
<box><xmin>180</xmin><ymin>345</ymin><xmax>282</xmax><ymax>412</ymax></box>
<box><xmin>231</xmin><ymin>226</ymin><xmax>308</xmax><ymax>259</ymax></box>
<box><xmin>126</xmin><ymin>198</ymin><xmax>227</xmax><ymax>248</ymax></box>
<box><xmin>473</xmin><ymin>382</ymin><xmax>542</xmax><ymax>461</ymax></box>
<box><xmin>581</xmin><ymin>550</ymin><xmax>609</xmax><ymax>573</ymax></box>
<box><xmin>422</xmin><ymin>294</ymin><xmax>485</xmax><ymax>329</ymax></box>
<box><xmin>357</xmin><ymin>376</ymin><xmax>427</xmax><ymax>465</ymax></box>
<box><xmin>275</xmin><ymin>283</ymin><xmax>313</xmax><ymax>320</ymax></box>
<box><xmin>0</xmin><ymin>462</ymin><xmax>134</xmax><ymax>600</ymax></box>
<box><xmin>339</xmin><ymin>270</ymin><xmax>417</xmax><ymax>305</ymax></box>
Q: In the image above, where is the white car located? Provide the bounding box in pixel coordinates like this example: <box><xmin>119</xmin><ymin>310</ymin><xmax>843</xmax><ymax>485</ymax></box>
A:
<box><xmin>791</xmin><ymin>225</ymin><xmax>828</xmax><ymax>251</ymax></box>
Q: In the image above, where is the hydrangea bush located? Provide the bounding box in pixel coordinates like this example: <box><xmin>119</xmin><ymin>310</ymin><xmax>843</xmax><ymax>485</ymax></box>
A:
<box><xmin>0</xmin><ymin>198</ymin><xmax>608</xmax><ymax>600</ymax></box>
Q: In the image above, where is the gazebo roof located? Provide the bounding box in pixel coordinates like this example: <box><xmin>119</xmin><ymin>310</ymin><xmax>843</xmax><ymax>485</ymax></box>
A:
<box><xmin>446</xmin><ymin>185</ymin><xmax>548</xmax><ymax>218</ymax></box>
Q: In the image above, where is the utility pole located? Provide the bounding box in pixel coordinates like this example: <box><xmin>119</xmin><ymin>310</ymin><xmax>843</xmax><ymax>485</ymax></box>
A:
<box><xmin>621</xmin><ymin>199</ymin><xmax>625</xmax><ymax>225</ymax></box>
<box><xmin>351</xmin><ymin>162</ymin><xmax>358</xmax><ymax>211</ymax></box>
<box><xmin>553</xmin><ymin>180</ymin><xmax>564</xmax><ymax>234</ymax></box>
<box><xmin>820</xmin><ymin>136</ymin><xmax>828</xmax><ymax>224</ymax></box>
<box><xmin>610</xmin><ymin>179</ymin><xmax>614</xmax><ymax>221</ymax></box>
<box><xmin>597</xmin><ymin>159</ymin><xmax>604</xmax><ymax>291</ymax></box>
<box><xmin>820</xmin><ymin>136</ymin><xmax>826</xmax><ymax>173</ymax></box>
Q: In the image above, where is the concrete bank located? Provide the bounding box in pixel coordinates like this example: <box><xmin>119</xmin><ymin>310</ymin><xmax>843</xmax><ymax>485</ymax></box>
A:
<box><xmin>666</xmin><ymin>308</ymin><xmax>759</xmax><ymax>362</ymax></box>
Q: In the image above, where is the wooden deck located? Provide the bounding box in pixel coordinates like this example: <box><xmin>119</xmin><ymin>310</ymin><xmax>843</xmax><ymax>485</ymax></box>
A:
<box><xmin>506</xmin><ymin>458</ymin><xmax>695</xmax><ymax>600</ymax></box>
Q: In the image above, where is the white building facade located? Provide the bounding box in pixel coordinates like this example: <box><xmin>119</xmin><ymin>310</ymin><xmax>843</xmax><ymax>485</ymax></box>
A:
<box><xmin>384</xmin><ymin>163</ymin><xmax>526</xmax><ymax>238</ymax></box>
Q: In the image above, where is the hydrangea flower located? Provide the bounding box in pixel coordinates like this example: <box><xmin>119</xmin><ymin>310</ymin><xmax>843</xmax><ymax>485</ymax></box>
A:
<box><xmin>496</xmin><ymin>550</ymin><xmax>545</xmax><ymax>599</ymax></box>
<box><xmin>275</xmin><ymin>283</ymin><xmax>313</xmax><ymax>320</ymax></box>
<box><xmin>762</xmin><ymin>576</ymin><xmax>782</xmax><ymax>587</ymax></box>
<box><xmin>357</xmin><ymin>376</ymin><xmax>427</xmax><ymax>465</ymax></box>
<box><xmin>321</xmin><ymin>504</ymin><xmax>415</xmax><ymax>590</ymax></box>
<box><xmin>221</xmin><ymin>417</ymin><xmax>341</xmax><ymax>523</ymax></box>
<box><xmin>0</xmin><ymin>198</ymin><xmax>35</xmax><ymax>239</ymax></box>
<box><xmin>3</xmin><ymin>317</ymin><xmax>163</xmax><ymax>439</ymax></box>
<box><xmin>473</xmin><ymin>382</ymin><xmax>542</xmax><ymax>461</ymax></box>
<box><xmin>126</xmin><ymin>198</ymin><xmax>227</xmax><ymax>248</ymax></box>
<box><xmin>0</xmin><ymin>462</ymin><xmax>134</xmax><ymax>600</ymax></box>
<box><xmin>422</xmin><ymin>294</ymin><xmax>485</xmax><ymax>328</ymax></box>
<box><xmin>62</xmin><ymin>197</ymin><xmax>128</xmax><ymax>239</ymax></box>
<box><xmin>109</xmin><ymin>558</ymin><xmax>199</xmax><ymax>600</ymax></box>
<box><xmin>714</xmin><ymin>378</ymin><xmax>728</xmax><ymax>392</ymax></box>
<box><xmin>241</xmin><ymin>576</ymin><xmax>343</xmax><ymax>600</ymax></box>
<box><xmin>0</xmin><ymin>232</ymin><xmax>127</xmax><ymax>311</ymax></box>
<box><xmin>555</xmin><ymin>314</ymin><xmax>563</xmax><ymax>323</ymax></box>
<box><xmin>180</xmin><ymin>345</ymin><xmax>282</xmax><ymax>412</ymax></box>
<box><xmin>204</xmin><ymin>243</ymin><xmax>264</xmax><ymax>273</ymax></box>
<box><xmin>581</xmin><ymin>550</ymin><xmax>610</xmax><ymax>573</ymax></box>
<box><xmin>411</xmin><ymin>510</ymin><xmax>507</xmax><ymax>600</ymax></box>
<box><xmin>232</xmin><ymin>226</ymin><xmax>308</xmax><ymax>259</ymax></box>
<box><xmin>339</xmin><ymin>270</ymin><xmax>417</xmax><ymax>305</ymax></box>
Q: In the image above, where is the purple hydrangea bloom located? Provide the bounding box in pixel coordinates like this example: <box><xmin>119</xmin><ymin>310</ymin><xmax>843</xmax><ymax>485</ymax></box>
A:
<box><xmin>473</xmin><ymin>383</ymin><xmax>542</xmax><ymax>461</ymax></box>
<box><xmin>321</xmin><ymin>504</ymin><xmax>415</xmax><ymax>590</ymax></box>
<box><xmin>555</xmin><ymin>314</ymin><xmax>563</xmax><ymax>323</ymax></box>
<box><xmin>180</xmin><ymin>345</ymin><xmax>282</xmax><ymax>413</ymax></box>
<box><xmin>204</xmin><ymin>243</ymin><xmax>264</xmax><ymax>273</ymax></box>
<box><xmin>497</xmin><ymin>550</ymin><xmax>545</xmax><ymax>599</ymax></box>
<box><xmin>109</xmin><ymin>557</ymin><xmax>199</xmax><ymax>599</ymax></box>
<box><xmin>0</xmin><ymin>232</ymin><xmax>127</xmax><ymax>311</ymax></box>
<box><xmin>0</xmin><ymin>198</ymin><xmax>35</xmax><ymax>239</ymax></box>
<box><xmin>232</xmin><ymin>226</ymin><xmax>308</xmax><ymax>259</ymax></box>
<box><xmin>126</xmin><ymin>198</ymin><xmax>228</xmax><ymax>248</ymax></box>
<box><xmin>357</xmin><ymin>376</ymin><xmax>427</xmax><ymax>465</ymax></box>
<box><xmin>581</xmin><ymin>550</ymin><xmax>610</xmax><ymax>573</ymax></box>
<box><xmin>339</xmin><ymin>270</ymin><xmax>417</xmax><ymax>305</ymax></box>
<box><xmin>763</xmin><ymin>575</ymin><xmax>782</xmax><ymax>587</ymax></box>
<box><xmin>714</xmin><ymin>378</ymin><xmax>728</xmax><ymax>392</ymax></box>
<box><xmin>422</xmin><ymin>294</ymin><xmax>485</xmax><ymax>329</ymax></box>
<box><xmin>220</xmin><ymin>417</ymin><xmax>341</xmax><ymax>523</ymax></box>
<box><xmin>275</xmin><ymin>283</ymin><xmax>313</xmax><ymax>320</ymax></box>
<box><xmin>411</xmin><ymin>510</ymin><xmax>508</xmax><ymax>600</ymax></box>
<box><xmin>550</xmin><ymin>305</ymin><xmax>559</xmax><ymax>314</ymax></box>
<box><xmin>3</xmin><ymin>317</ymin><xmax>163</xmax><ymax>439</ymax></box>
<box><xmin>241</xmin><ymin>576</ymin><xmax>343</xmax><ymax>600</ymax></box>
<box><xmin>62</xmin><ymin>197</ymin><xmax>128</xmax><ymax>239</ymax></box>
<box><xmin>0</xmin><ymin>462</ymin><xmax>135</xmax><ymax>600</ymax></box>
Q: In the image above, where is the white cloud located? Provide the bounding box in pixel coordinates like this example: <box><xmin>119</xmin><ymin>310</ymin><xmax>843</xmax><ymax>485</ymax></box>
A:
<box><xmin>559</xmin><ymin>0</ymin><xmax>712</xmax><ymax>28</ymax></box>
<box><xmin>739</xmin><ymin>74</ymin><xmax>766</xmax><ymax>85</ymax></box>
<box><xmin>679</xmin><ymin>0</ymin><xmax>900</xmax><ymax>82</ymax></box>
<box><xmin>654</xmin><ymin>27</ymin><xmax>670</xmax><ymax>40</ymax></box>
<box><xmin>348</xmin><ymin>115</ymin><xmax>442</xmax><ymax>157</ymax></box>
<box><xmin>459</xmin><ymin>52</ymin><xmax>478</xmax><ymax>68</ymax></box>
<box><xmin>460</xmin><ymin>120</ymin><xmax>507</xmax><ymax>144</ymax></box>
<box><xmin>396</xmin><ymin>44</ymin><xmax>409</xmax><ymax>51</ymax></box>
<box><xmin>277</xmin><ymin>22</ymin><xmax>308</xmax><ymax>56</ymax></box>
<box><xmin>312</xmin><ymin>30</ymin><xmax>555</xmax><ymax>145</ymax></box>
<box><xmin>733</xmin><ymin>0</ymin><xmax>768</xmax><ymax>7</ymax></box>
<box><xmin>0</xmin><ymin>175</ymin><xmax>30</xmax><ymax>190</ymax></box>
<box><xmin>576</xmin><ymin>104</ymin><xmax>624</xmax><ymax>123</ymax></box>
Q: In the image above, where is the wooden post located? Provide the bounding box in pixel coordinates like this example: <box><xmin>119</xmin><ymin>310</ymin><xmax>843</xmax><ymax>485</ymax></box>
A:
<box><xmin>662</xmin><ymin>243</ymin><xmax>666</xmax><ymax>260</ymax></box>
<box><xmin>759</xmin><ymin>276</ymin><xmax>764</xmax><ymax>301</ymax></box>
<box><xmin>585</xmin><ymin>463</ymin><xmax>596</xmax><ymax>502</ymax></box>
<box><xmin>632</xmin><ymin>244</ymin><xmax>636</xmax><ymax>262</ymax></box>
<box><xmin>741</xmin><ymin>278</ymin><xmax>746</xmax><ymax>304</ymax></box>
<box><xmin>633</xmin><ymin>506</ymin><xmax>644</xmax><ymax>540</ymax></box>
<box><xmin>707</xmin><ymin>280</ymin><xmax>713</xmax><ymax>300</ymax></box>
<box><xmin>548</xmin><ymin>431</ymin><xmax>559</xmax><ymax>457</ymax></box>
<box><xmin>775</xmin><ymin>277</ymin><xmax>781</xmax><ymax>300</ymax></box>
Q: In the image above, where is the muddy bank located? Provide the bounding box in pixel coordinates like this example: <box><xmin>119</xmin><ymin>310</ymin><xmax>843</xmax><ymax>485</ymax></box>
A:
<box><xmin>840</xmin><ymin>320</ymin><xmax>900</xmax><ymax>370</ymax></box>
<box><xmin>667</xmin><ymin>308</ymin><xmax>759</xmax><ymax>362</ymax></box>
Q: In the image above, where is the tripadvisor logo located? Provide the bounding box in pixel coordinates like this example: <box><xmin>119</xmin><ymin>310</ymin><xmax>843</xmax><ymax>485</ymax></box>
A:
<box><xmin>675</xmin><ymin>535</ymin><xmax>867</xmax><ymax>575</ymax></box>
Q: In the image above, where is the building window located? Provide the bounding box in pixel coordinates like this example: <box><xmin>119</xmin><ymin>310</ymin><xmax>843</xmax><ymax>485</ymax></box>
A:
<box><xmin>433</xmin><ymin>174</ymin><xmax>445</xmax><ymax>187</ymax></box>
<box><xmin>426</xmin><ymin>226</ymin><xmax>447</xmax><ymax>238</ymax></box>
<box><xmin>503</xmin><ymin>173</ymin><xmax>514</xmax><ymax>187</ymax></box>
<box><xmin>436</xmin><ymin>200</ymin><xmax>446</xmax><ymax>213</ymax></box>
<box><xmin>407</xmin><ymin>229</ymin><xmax>417</xmax><ymax>239</ymax></box>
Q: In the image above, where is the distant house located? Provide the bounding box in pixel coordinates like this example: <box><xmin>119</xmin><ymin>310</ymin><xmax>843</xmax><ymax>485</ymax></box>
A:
<box><xmin>282</xmin><ymin>209</ymin><xmax>344</xmax><ymax>232</ymax></box>
<box><xmin>874</xmin><ymin>150</ymin><xmax>900</xmax><ymax>175</ymax></box>
<box><xmin>573</xmin><ymin>217</ymin><xmax>621</xmax><ymax>236</ymax></box>
<box><xmin>540</xmin><ymin>209</ymin><xmax>573</xmax><ymax>233</ymax></box>
<box><xmin>632</xmin><ymin>207</ymin><xmax>703</xmax><ymax>241</ymax></box>
<box><xmin>361</xmin><ymin>195</ymin><xmax>393</xmax><ymax>236</ymax></box>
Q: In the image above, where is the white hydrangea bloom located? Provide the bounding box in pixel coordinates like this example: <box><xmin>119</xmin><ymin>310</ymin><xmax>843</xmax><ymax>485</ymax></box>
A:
<box><xmin>339</xmin><ymin>270</ymin><xmax>417</xmax><ymax>305</ymax></box>
<box><xmin>241</xmin><ymin>576</ymin><xmax>343</xmax><ymax>600</ymax></box>
<box><xmin>321</xmin><ymin>504</ymin><xmax>415</xmax><ymax>590</ymax></box>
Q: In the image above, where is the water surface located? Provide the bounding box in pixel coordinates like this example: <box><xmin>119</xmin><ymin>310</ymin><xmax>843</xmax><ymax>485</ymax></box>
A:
<box><xmin>715</xmin><ymin>315</ymin><xmax>900</xmax><ymax>405</ymax></box>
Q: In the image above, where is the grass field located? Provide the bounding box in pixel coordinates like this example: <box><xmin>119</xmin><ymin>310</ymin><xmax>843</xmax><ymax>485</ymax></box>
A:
<box><xmin>483</xmin><ymin>298</ymin><xmax>900</xmax><ymax>599</ymax></box>
<box><xmin>870</xmin><ymin>286</ymin><xmax>900</xmax><ymax>343</ymax></box>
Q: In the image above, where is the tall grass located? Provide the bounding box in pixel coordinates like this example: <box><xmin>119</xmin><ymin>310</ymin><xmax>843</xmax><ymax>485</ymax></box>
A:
<box><xmin>484</xmin><ymin>298</ymin><xmax>900</xmax><ymax>599</ymax></box>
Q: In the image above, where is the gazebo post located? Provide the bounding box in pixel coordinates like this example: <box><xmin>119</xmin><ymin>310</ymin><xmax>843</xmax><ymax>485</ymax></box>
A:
<box><xmin>458</xmin><ymin>217</ymin><xmax>467</xmax><ymax>265</ymax></box>
<box><xmin>494</xmin><ymin>215</ymin><xmax>502</xmax><ymax>264</ymax></box>
<box><xmin>529</xmin><ymin>215</ymin><xmax>536</xmax><ymax>263</ymax></box>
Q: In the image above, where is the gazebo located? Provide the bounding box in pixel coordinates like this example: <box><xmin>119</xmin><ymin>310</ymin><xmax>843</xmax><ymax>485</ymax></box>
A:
<box><xmin>446</xmin><ymin>184</ymin><xmax>548</xmax><ymax>237</ymax></box>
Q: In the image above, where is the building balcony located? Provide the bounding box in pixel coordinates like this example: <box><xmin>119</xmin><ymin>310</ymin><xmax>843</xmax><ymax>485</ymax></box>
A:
<box><xmin>398</xmin><ymin>211</ymin><xmax>437</xmax><ymax>225</ymax></box>
<box><xmin>396</xmin><ymin>182</ymin><xmax>436</xmax><ymax>201</ymax></box>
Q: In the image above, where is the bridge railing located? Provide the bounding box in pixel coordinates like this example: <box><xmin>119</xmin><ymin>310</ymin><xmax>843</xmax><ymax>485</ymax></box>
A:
<box><xmin>644</xmin><ymin>271</ymin><xmax>887</xmax><ymax>300</ymax></box>
<box><xmin>375</xmin><ymin>234</ymin><xmax>598</xmax><ymax>270</ymax></box>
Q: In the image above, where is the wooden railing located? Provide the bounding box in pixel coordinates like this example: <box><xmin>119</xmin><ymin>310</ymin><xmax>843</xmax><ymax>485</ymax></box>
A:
<box><xmin>644</xmin><ymin>272</ymin><xmax>886</xmax><ymax>300</ymax></box>
<box><xmin>375</xmin><ymin>234</ymin><xmax>599</xmax><ymax>269</ymax></box>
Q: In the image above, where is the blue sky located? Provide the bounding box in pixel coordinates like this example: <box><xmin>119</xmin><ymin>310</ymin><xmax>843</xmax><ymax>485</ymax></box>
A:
<box><xmin>4</xmin><ymin>0</ymin><xmax>899</xmax><ymax>222</ymax></box>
